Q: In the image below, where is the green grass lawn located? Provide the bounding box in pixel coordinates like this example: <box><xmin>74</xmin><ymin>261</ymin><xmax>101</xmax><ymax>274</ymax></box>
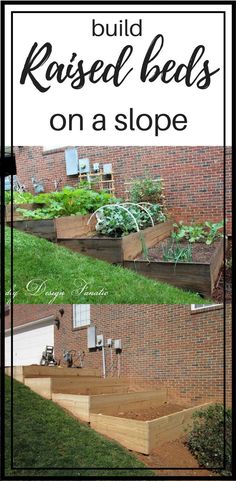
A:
<box><xmin>4</xmin><ymin>375</ymin><xmax>155</xmax><ymax>477</ymax></box>
<box><xmin>5</xmin><ymin>227</ymin><xmax>211</xmax><ymax>304</ymax></box>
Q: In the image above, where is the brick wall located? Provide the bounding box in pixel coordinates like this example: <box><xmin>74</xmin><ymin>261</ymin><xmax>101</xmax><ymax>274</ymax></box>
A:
<box><xmin>7</xmin><ymin>303</ymin><xmax>231</xmax><ymax>405</ymax></box>
<box><xmin>13</xmin><ymin>146</ymin><xmax>232</xmax><ymax>232</ymax></box>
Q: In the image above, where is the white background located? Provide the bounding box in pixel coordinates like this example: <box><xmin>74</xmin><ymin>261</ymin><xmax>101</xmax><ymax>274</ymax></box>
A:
<box><xmin>4</xmin><ymin>4</ymin><xmax>232</xmax><ymax>146</ymax></box>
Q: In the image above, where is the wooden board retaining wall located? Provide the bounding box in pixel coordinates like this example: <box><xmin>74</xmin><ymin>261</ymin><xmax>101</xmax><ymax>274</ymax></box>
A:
<box><xmin>24</xmin><ymin>376</ymin><xmax>131</xmax><ymax>399</ymax></box>
<box><xmin>57</xmin><ymin>221</ymin><xmax>173</xmax><ymax>263</ymax></box>
<box><xmin>90</xmin><ymin>402</ymin><xmax>212</xmax><ymax>454</ymax></box>
<box><xmin>5</xmin><ymin>203</ymin><xmax>46</xmax><ymax>222</ymax></box>
<box><xmin>9</xmin><ymin>219</ymin><xmax>56</xmax><ymax>241</ymax></box>
<box><xmin>124</xmin><ymin>239</ymin><xmax>224</xmax><ymax>297</ymax></box>
<box><xmin>55</xmin><ymin>214</ymin><xmax>96</xmax><ymax>238</ymax></box>
<box><xmin>52</xmin><ymin>389</ymin><xmax>168</xmax><ymax>422</ymax></box>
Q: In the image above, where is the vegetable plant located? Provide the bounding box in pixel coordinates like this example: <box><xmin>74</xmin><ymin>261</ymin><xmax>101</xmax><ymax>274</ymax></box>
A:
<box><xmin>95</xmin><ymin>204</ymin><xmax>167</xmax><ymax>238</ymax></box>
<box><xmin>162</xmin><ymin>240</ymin><xmax>192</xmax><ymax>264</ymax></box>
<box><xmin>16</xmin><ymin>188</ymin><xmax>116</xmax><ymax>219</ymax></box>
<box><xmin>129</xmin><ymin>177</ymin><xmax>165</xmax><ymax>205</ymax></box>
<box><xmin>172</xmin><ymin>221</ymin><xmax>224</xmax><ymax>245</ymax></box>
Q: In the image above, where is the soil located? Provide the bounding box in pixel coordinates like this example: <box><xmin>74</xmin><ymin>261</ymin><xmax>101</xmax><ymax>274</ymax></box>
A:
<box><xmin>112</xmin><ymin>402</ymin><xmax>187</xmax><ymax>421</ymax></box>
<box><xmin>212</xmin><ymin>239</ymin><xmax>232</xmax><ymax>303</ymax></box>
<box><xmin>136</xmin><ymin>436</ymin><xmax>219</xmax><ymax>477</ymax></box>
<box><xmin>137</xmin><ymin>239</ymin><xmax>219</xmax><ymax>263</ymax></box>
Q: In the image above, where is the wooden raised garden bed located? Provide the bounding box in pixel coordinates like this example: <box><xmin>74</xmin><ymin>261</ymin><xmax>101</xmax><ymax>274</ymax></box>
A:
<box><xmin>24</xmin><ymin>375</ymin><xmax>131</xmax><ymax>400</ymax></box>
<box><xmin>90</xmin><ymin>401</ymin><xmax>212</xmax><ymax>454</ymax></box>
<box><xmin>52</xmin><ymin>388</ymin><xmax>168</xmax><ymax>423</ymax></box>
<box><xmin>5</xmin><ymin>203</ymin><xmax>46</xmax><ymax>222</ymax></box>
<box><xmin>55</xmin><ymin>214</ymin><xmax>97</xmax><ymax>238</ymax></box>
<box><xmin>5</xmin><ymin>365</ymin><xmax>101</xmax><ymax>383</ymax></box>
<box><xmin>124</xmin><ymin>238</ymin><xmax>225</xmax><ymax>297</ymax></box>
<box><xmin>7</xmin><ymin>213</ymin><xmax>95</xmax><ymax>243</ymax></box>
<box><xmin>56</xmin><ymin>220</ymin><xmax>173</xmax><ymax>263</ymax></box>
<box><xmin>15</xmin><ymin>367</ymin><xmax>212</xmax><ymax>453</ymax></box>
<box><xmin>8</xmin><ymin>218</ymin><xmax>56</xmax><ymax>241</ymax></box>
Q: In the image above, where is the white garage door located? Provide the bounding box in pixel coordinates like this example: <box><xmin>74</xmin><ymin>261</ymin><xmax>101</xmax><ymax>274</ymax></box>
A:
<box><xmin>5</xmin><ymin>321</ymin><xmax>54</xmax><ymax>366</ymax></box>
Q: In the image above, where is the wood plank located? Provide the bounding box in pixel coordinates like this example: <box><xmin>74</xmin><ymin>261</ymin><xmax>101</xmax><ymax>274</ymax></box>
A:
<box><xmin>52</xmin><ymin>393</ymin><xmax>91</xmax><ymax>422</ymax></box>
<box><xmin>57</xmin><ymin>221</ymin><xmax>172</xmax><ymax>263</ymax></box>
<box><xmin>90</xmin><ymin>402</ymin><xmax>212</xmax><ymax>454</ymax></box>
<box><xmin>24</xmin><ymin>377</ymin><xmax>52</xmax><ymax>399</ymax></box>
<box><xmin>210</xmin><ymin>239</ymin><xmax>225</xmax><ymax>291</ymax></box>
<box><xmin>57</xmin><ymin>237</ymin><xmax>123</xmax><ymax>263</ymax></box>
<box><xmin>5</xmin><ymin>366</ymin><xmax>24</xmax><ymax>383</ymax></box>
<box><xmin>90</xmin><ymin>390</ymin><xmax>168</xmax><ymax>416</ymax></box>
<box><xmin>5</xmin><ymin>203</ymin><xmax>46</xmax><ymax>222</ymax></box>
<box><xmin>124</xmin><ymin>260</ymin><xmax>212</xmax><ymax>297</ymax></box>
<box><xmin>148</xmin><ymin>402</ymin><xmax>212</xmax><ymax>449</ymax></box>
<box><xmin>122</xmin><ymin>221</ymin><xmax>173</xmax><ymax>261</ymax></box>
<box><xmin>55</xmin><ymin>215</ymin><xmax>96</xmax><ymax>239</ymax></box>
<box><xmin>10</xmin><ymin>219</ymin><xmax>56</xmax><ymax>241</ymax></box>
<box><xmin>22</xmin><ymin>366</ymin><xmax>101</xmax><ymax>378</ymax></box>
<box><xmin>51</xmin><ymin>377</ymin><xmax>130</xmax><ymax>395</ymax></box>
<box><xmin>90</xmin><ymin>413</ymin><xmax>149</xmax><ymax>454</ymax></box>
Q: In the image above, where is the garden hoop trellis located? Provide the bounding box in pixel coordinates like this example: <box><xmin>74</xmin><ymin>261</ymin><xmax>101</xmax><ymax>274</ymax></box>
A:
<box><xmin>87</xmin><ymin>202</ymin><xmax>156</xmax><ymax>232</ymax></box>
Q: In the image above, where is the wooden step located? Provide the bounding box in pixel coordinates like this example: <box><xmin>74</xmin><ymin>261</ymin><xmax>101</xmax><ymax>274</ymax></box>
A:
<box><xmin>52</xmin><ymin>389</ymin><xmax>168</xmax><ymax>423</ymax></box>
<box><xmin>24</xmin><ymin>376</ymin><xmax>130</xmax><ymax>399</ymax></box>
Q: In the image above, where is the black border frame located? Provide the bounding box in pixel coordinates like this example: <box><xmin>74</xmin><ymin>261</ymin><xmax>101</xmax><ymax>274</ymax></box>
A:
<box><xmin>0</xmin><ymin>1</ymin><xmax>235</xmax><ymax>480</ymax></box>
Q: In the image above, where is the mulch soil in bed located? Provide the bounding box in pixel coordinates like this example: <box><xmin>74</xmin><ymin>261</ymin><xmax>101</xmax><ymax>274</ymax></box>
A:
<box><xmin>137</xmin><ymin>436</ymin><xmax>217</xmax><ymax>476</ymax></box>
<box><xmin>137</xmin><ymin>239</ymin><xmax>219</xmax><ymax>263</ymax></box>
<box><xmin>212</xmin><ymin>239</ymin><xmax>232</xmax><ymax>303</ymax></box>
<box><xmin>112</xmin><ymin>402</ymin><xmax>187</xmax><ymax>421</ymax></box>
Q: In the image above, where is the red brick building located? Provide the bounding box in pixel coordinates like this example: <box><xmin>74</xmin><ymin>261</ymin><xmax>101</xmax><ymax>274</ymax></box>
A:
<box><xmin>5</xmin><ymin>303</ymin><xmax>231</xmax><ymax>406</ymax></box>
<box><xmin>13</xmin><ymin>146</ymin><xmax>232</xmax><ymax>232</ymax></box>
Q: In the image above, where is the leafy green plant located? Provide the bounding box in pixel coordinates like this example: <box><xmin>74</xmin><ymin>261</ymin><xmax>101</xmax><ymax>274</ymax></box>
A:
<box><xmin>162</xmin><ymin>240</ymin><xmax>192</xmax><ymax>264</ymax></box>
<box><xmin>5</xmin><ymin>191</ymin><xmax>12</xmax><ymax>204</ymax></box>
<box><xmin>95</xmin><ymin>204</ymin><xmax>166</xmax><ymax>238</ymax></box>
<box><xmin>226</xmin><ymin>257</ymin><xmax>232</xmax><ymax>269</ymax></box>
<box><xmin>204</xmin><ymin>221</ymin><xmax>224</xmax><ymax>245</ymax></box>
<box><xmin>16</xmin><ymin>188</ymin><xmax>116</xmax><ymax>219</ymax></box>
<box><xmin>187</xmin><ymin>404</ymin><xmax>232</xmax><ymax>476</ymax></box>
<box><xmin>129</xmin><ymin>177</ymin><xmax>165</xmax><ymax>205</ymax></box>
<box><xmin>5</xmin><ymin>191</ymin><xmax>36</xmax><ymax>205</ymax></box>
<box><xmin>140</xmin><ymin>233</ymin><xmax>150</xmax><ymax>261</ymax></box>
<box><xmin>172</xmin><ymin>220</ymin><xmax>224</xmax><ymax>245</ymax></box>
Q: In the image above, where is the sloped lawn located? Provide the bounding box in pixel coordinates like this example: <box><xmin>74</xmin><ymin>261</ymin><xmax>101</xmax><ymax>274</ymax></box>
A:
<box><xmin>4</xmin><ymin>375</ymin><xmax>154</xmax><ymax>477</ymax></box>
<box><xmin>5</xmin><ymin>227</ymin><xmax>211</xmax><ymax>304</ymax></box>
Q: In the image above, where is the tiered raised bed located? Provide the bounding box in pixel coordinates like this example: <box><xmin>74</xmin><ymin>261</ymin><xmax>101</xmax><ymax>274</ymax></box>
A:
<box><xmin>5</xmin><ymin>365</ymin><xmax>101</xmax><ymax>384</ymax></box>
<box><xmin>7</xmin><ymin>213</ymin><xmax>96</xmax><ymax>243</ymax></box>
<box><xmin>90</xmin><ymin>400</ymin><xmax>212</xmax><ymax>454</ymax></box>
<box><xmin>52</xmin><ymin>388</ymin><xmax>167</xmax><ymax>423</ymax></box>
<box><xmin>124</xmin><ymin>238</ymin><xmax>225</xmax><ymax>297</ymax></box>
<box><xmin>6</xmin><ymin>366</ymin><xmax>212</xmax><ymax>454</ymax></box>
<box><xmin>56</xmin><ymin>218</ymin><xmax>173</xmax><ymax>263</ymax></box>
<box><xmin>24</xmin><ymin>375</ymin><xmax>131</xmax><ymax>400</ymax></box>
<box><xmin>5</xmin><ymin>203</ymin><xmax>46</xmax><ymax>222</ymax></box>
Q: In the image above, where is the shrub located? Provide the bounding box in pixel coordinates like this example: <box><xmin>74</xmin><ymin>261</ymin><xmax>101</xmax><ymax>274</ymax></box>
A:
<box><xmin>129</xmin><ymin>178</ymin><xmax>165</xmax><ymax>205</ymax></box>
<box><xmin>187</xmin><ymin>404</ymin><xmax>232</xmax><ymax>476</ymax></box>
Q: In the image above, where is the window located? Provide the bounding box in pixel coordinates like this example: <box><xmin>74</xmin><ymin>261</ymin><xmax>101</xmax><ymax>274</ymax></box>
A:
<box><xmin>191</xmin><ymin>304</ymin><xmax>222</xmax><ymax>311</ymax></box>
<box><xmin>73</xmin><ymin>305</ymin><xmax>90</xmax><ymax>328</ymax></box>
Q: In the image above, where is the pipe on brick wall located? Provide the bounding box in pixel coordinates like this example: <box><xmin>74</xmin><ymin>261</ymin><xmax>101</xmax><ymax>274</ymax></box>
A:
<box><xmin>102</xmin><ymin>346</ymin><xmax>106</xmax><ymax>378</ymax></box>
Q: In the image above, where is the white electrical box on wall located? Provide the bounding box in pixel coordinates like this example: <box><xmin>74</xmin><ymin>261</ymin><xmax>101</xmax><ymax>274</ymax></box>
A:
<box><xmin>87</xmin><ymin>326</ymin><xmax>96</xmax><ymax>349</ymax></box>
<box><xmin>96</xmin><ymin>334</ymin><xmax>104</xmax><ymax>347</ymax></box>
<box><xmin>114</xmin><ymin>339</ymin><xmax>122</xmax><ymax>350</ymax></box>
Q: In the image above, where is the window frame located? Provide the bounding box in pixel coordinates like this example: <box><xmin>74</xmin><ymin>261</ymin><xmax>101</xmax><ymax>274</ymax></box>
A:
<box><xmin>72</xmin><ymin>304</ymin><xmax>91</xmax><ymax>330</ymax></box>
<box><xmin>191</xmin><ymin>303</ymin><xmax>223</xmax><ymax>312</ymax></box>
